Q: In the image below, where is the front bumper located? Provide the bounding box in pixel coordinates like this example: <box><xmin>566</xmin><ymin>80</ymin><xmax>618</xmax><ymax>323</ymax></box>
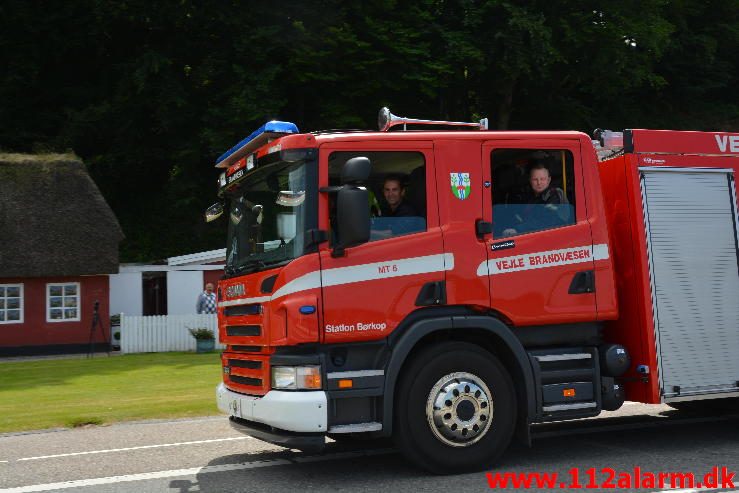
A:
<box><xmin>228</xmin><ymin>417</ymin><xmax>325</xmax><ymax>452</ymax></box>
<box><xmin>216</xmin><ymin>382</ymin><xmax>327</xmax><ymax>433</ymax></box>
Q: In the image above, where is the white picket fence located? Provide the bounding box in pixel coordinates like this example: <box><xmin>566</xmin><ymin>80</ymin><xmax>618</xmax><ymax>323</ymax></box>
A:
<box><xmin>120</xmin><ymin>314</ymin><xmax>224</xmax><ymax>353</ymax></box>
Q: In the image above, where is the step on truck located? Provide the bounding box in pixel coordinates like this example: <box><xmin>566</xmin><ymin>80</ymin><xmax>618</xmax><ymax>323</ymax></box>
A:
<box><xmin>207</xmin><ymin>108</ymin><xmax>739</xmax><ymax>473</ymax></box>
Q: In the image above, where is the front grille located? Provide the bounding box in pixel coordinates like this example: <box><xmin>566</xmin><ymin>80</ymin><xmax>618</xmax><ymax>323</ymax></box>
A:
<box><xmin>223</xmin><ymin>352</ymin><xmax>270</xmax><ymax>395</ymax></box>
<box><xmin>228</xmin><ymin>359</ymin><xmax>262</xmax><ymax>370</ymax></box>
<box><xmin>230</xmin><ymin>375</ymin><xmax>262</xmax><ymax>386</ymax></box>
<box><xmin>226</xmin><ymin>325</ymin><xmax>261</xmax><ymax>337</ymax></box>
<box><xmin>232</xmin><ymin>345</ymin><xmax>261</xmax><ymax>352</ymax></box>
<box><xmin>224</xmin><ymin>304</ymin><xmax>262</xmax><ymax>316</ymax></box>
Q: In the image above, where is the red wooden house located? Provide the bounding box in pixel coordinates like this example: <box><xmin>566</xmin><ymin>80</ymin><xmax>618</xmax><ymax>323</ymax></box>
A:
<box><xmin>0</xmin><ymin>154</ymin><xmax>124</xmax><ymax>356</ymax></box>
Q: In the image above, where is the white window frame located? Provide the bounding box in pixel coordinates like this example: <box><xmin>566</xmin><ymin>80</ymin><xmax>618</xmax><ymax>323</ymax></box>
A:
<box><xmin>0</xmin><ymin>283</ymin><xmax>24</xmax><ymax>324</ymax></box>
<box><xmin>46</xmin><ymin>282</ymin><xmax>81</xmax><ymax>323</ymax></box>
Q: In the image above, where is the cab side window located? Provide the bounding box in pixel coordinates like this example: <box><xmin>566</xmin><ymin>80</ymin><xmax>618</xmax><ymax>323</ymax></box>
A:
<box><xmin>328</xmin><ymin>151</ymin><xmax>426</xmax><ymax>242</ymax></box>
<box><xmin>491</xmin><ymin>149</ymin><xmax>576</xmax><ymax>237</ymax></box>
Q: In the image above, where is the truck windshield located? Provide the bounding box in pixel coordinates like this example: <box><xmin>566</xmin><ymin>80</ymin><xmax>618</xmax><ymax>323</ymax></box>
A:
<box><xmin>224</xmin><ymin>156</ymin><xmax>317</xmax><ymax>276</ymax></box>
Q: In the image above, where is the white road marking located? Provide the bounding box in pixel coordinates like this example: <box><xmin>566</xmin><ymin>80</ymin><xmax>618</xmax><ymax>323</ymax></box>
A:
<box><xmin>16</xmin><ymin>437</ymin><xmax>250</xmax><ymax>461</ymax></box>
<box><xmin>0</xmin><ymin>449</ymin><xmax>395</xmax><ymax>493</ymax></box>
<box><xmin>0</xmin><ymin>459</ymin><xmax>289</xmax><ymax>493</ymax></box>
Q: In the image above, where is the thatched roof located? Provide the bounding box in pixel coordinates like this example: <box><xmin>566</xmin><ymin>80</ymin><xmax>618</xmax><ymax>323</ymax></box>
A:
<box><xmin>0</xmin><ymin>153</ymin><xmax>124</xmax><ymax>277</ymax></box>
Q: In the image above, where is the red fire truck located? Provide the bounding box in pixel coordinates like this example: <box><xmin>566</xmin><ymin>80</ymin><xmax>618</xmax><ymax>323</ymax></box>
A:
<box><xmin>208</xmin><ymin>108</ymin><xmax>739</xmax><ymax>472</ymax></box>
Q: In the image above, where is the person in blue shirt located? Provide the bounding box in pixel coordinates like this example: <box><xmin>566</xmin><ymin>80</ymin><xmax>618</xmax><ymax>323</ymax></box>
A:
<box><xmin>196</xmin><ymin>283</ymin><xmax>216</xmax><ymax>314</ymax></box>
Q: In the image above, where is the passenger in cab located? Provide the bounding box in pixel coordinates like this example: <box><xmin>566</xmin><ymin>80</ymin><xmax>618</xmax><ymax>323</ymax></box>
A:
<box><xmin>381</xmin><ymin>175</ymin><xmax>418</xmax><ymax>217</ymax></box>
<box><xmin>524</xmin><ymin>162</ymin><xmax>567</xmax><ymax>205</ymax></box>
<box><xmin>502</xmin><ymin>163</ymin><xmax>569</xmax><ymax>237</ymax></box>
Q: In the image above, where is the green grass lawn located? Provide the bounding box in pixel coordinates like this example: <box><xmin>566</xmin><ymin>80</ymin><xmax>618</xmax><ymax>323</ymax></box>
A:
<box><xmin>0</xmin><ymin>352</ymin><xmax>223</xmax><ymax>433</ymax></box>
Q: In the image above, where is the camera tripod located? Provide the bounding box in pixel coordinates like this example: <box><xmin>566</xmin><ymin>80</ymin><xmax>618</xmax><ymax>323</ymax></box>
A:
<box><xmin>87</xmin><ymin>300</ymin><xmax>110</xmax><ymax>358</ymax></box>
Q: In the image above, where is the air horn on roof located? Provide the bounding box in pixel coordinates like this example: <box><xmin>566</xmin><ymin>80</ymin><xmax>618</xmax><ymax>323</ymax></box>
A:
<box><xmin>378</xmin><ymin>107</ymin><xmax>489</xmax><ymax>132</ymax></box>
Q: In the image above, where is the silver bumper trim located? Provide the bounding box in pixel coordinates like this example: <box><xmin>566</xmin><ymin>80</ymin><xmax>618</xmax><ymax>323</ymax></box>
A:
<box><xmin>216</xmin><ymin>382</ymin><xmax>327</xmax><ymax>433</ymax></box>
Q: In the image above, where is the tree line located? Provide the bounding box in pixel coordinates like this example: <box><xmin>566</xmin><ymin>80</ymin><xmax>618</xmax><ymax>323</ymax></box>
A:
<box><xmin>1</xmin><ymin>0</ymin><xmax>737</xmax><ymax>261</ymax></box>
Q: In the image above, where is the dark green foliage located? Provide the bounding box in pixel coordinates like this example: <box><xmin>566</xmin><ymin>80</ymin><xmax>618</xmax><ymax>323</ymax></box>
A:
<box><xmin>188</xmin><ymin>327</ymin><xmax>215</xmax><ymax>340</ymax></box>
<box><xmin>1</xmin><ymin>0</ymin><xmax>736</xmax><ymax>260</ymax></box>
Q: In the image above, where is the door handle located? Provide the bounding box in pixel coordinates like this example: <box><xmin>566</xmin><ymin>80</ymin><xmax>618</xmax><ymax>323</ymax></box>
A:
<box><xmin>415</xmin><ymin>281</ymin><xmax>447</xmax><ymax>306</ymax></box>
<box><xmin>475</xmin><ymin>219</ymin><xmax>492</xmax><ymax>240</ymax></box>
<box><xmin>569</xmin><ymin>270</ymin><xmax>595</xmax><ymax>294</ymax></box>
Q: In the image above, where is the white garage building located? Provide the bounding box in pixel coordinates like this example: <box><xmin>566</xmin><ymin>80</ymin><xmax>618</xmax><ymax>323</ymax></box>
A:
<box><xmin>109</xmin><ymin>249</ymin><xmax>225</xmax><ymax>316</ymax></box>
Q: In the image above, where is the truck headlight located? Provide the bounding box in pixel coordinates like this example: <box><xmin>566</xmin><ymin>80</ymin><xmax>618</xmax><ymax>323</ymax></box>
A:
<box><xmin>271</xmin><ymin>366</ymin><xmax>322</xmax><ymax>390</ymax></box>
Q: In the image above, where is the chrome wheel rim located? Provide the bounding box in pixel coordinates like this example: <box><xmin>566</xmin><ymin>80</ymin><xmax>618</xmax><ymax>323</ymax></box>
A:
<box><xmin>426</xmin><ymin>371</ymin><xmax>494</xmax><ymax>447</ymax></box>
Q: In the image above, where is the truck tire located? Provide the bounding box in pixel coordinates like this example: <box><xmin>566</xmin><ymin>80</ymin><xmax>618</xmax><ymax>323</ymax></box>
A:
<box><xmin>394</xmin><ymin>342</ymin><xmax>517</xmax><ymax>473</ymax></box>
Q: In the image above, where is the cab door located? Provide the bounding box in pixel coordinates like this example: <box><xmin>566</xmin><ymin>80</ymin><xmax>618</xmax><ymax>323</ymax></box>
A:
<box><xmin>433</xmin><ymin>139</ymin><xmax>490</xmax><ymax>308</ymax></box>
<box><xmin>317</xmin><ymin>141</ymin><xmax>447</xmax><ymax>344</ymax></box>
<box><xmin>482</xmin><ymin>139</ymin><xmax>598</xmax><ymax>325</ymax></box>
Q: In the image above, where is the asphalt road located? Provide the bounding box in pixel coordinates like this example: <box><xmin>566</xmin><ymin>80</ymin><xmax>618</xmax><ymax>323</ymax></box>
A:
<box><xmin>1</xmin><ymin>403</ymin><xmax>738</xmax><ymax>493</ymax></box>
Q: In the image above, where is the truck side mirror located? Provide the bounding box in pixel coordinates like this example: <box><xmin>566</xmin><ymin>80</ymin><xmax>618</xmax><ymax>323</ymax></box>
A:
<box><xmin>341</xmin><ymin>157</ymin><xmax>371</xmax><ymax>185</ymax></box>
<box><xmin>204</xmin><ymin>202</ymin><xmax>224</xmax><ymax>222</ymax></box>
<box><xmin>334</xmin><ymin>186</ymin><xmax>370</xmax><ymax>256</ymax></box>
<box><xmin>331</xmin><ymin>157</ymin><xmax>371</xmax><ymax>256</ymax></box>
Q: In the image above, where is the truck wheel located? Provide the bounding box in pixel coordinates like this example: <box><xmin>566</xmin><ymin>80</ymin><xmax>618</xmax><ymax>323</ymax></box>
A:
<box><xmin>394</xmin><ymin>342</ymin><xmax>516</xmax><ymax>473</ymax></box>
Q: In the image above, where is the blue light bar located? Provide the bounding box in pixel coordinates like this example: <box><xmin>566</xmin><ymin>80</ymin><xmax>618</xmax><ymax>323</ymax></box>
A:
<box><xmin>215</xmin><ymin>120</ymin><xmax>299</xmax><ymax>168</ymax></box>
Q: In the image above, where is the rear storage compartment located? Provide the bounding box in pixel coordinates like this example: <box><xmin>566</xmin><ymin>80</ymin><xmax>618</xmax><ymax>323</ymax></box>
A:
<box><xmin>639</xmin><ymin>166</ymin><xmax>739</xmax><ymax>399</ymax></box>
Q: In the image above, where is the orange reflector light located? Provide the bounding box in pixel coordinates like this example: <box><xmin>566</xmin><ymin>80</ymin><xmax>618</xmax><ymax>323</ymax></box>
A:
<box><xmin>563</xmin><ymin>388</ymin><xmax>575</xmax><ymax>397</ymax></box>
<box><xmin>338</xmin><ymin>379</ymin><xmax>353</xmax><ymax>389</ymax></box>
<box><xmin>296</xmin><ymin>366</ymin><xmax>322</xmax><ymax>389</ymax></box>
<box><xmin>306</xmin><ymin>374</ymin><xmax>322</xmax><ymax>388</ymax></box>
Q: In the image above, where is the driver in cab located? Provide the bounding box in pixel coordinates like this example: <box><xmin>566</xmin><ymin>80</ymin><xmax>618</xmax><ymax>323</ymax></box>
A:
<box><xmin>380</xmin><ymin>175</ymin><xmax>418</xmax><ymax>217</ymax></box>
<box><xmin>502</xmin><ymin>162</ymin><xmax>568</xmax><ymax>237</ymax></box>
<box><xmin>370</xmin><ymin>175</ymin><xmax>421</xmax><ymax>240</ymax></box>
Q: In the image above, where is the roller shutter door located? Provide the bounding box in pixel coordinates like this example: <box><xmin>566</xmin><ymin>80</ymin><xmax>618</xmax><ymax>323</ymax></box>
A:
<box><xmin>640</xmin><ymin>168</ymin><xmax>739</xmax><ymax>398</ymax></box>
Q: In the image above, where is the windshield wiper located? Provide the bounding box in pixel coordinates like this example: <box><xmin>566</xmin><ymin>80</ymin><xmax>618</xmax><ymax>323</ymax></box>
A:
<box><xmin>225</xmin><ymin>260</ymin><xmax>264</xmax><ymax>276</ymax></box>
<box><xmin>261</xmin><ymin>258</ymin><xmax>292</xmax><ymax>269</ymax></box>
<box><xmin>234</xmin><ymin>260</ymin><xmax>266</xmax><ymax>275</ymax></box>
